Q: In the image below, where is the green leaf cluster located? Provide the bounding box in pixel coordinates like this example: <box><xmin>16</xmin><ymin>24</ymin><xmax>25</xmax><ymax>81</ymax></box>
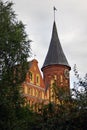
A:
<box><xmin>0</xmin><ymin>1</ymin><xmax>31</xmax><ymax>129</ymax></box>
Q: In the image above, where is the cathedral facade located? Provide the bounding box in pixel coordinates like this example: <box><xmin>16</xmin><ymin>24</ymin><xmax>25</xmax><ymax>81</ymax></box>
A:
<box><xmin>22</xmin><ymin>20</ymin><xmax>71</xmax><ymax>111</ymax></box>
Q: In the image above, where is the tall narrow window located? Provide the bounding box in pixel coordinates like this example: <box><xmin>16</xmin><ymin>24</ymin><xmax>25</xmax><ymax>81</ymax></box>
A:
<box><xmin>35</xmin><ymin>89</ymin><xmax>38</xmax><ymax>97</ymax></box>
<box><xmin>37</xmin><ymin>76</ymin><xmax>39</xmax><ymax>83</ymax></box>
<box><xmin>28</xmin><ymin>87</ymin><xmax>30</xmax><ymax>94</ymax></box>
<box><xmin>29</xmin><ymin>71</ymin><xmax>34</xmax><ymax>83</ymax></box>
<box><xmin>29</xmin><ymin>72</ymin><xmax>32</xmax><ymax>80</ymax></box>
<box><xmin>42</xmin><ymin>91</ymin><xmax>44</xmax><ymax>99</ymax></box>
<box><xmin>36</xmin><ymin>74</ymin><xmax>40</xmax><ymax>85</ymax></box>
<box><xmin>32</xmin><ymin>88</ymin><xmax>34</xmax><ymax>96</ymax></box>
<box><xmin>60</xmin><ymin>75</ymin><xmax>63</xmax><ymax>82</ymax></box>
<box><xmin>50</xmin><ymin>80</ymin><xmax>54</xmax><ymax>102</ymax></box>
<box><xmin>47</xmin><ymin>90</ymin><xmax>49</xmax><ymax>100</ymax></box>
<box><xmin>31</xmin><ymin>88</ymin><xmax>33</xmax><ymax>95</ymax></box>
<box><xmin>24</xmin><ymin>86</ymin><xmax>27</xmax><ymax>94</ymax></box>
<box><xmin>54</xmin><ymin>75</ymin><xmax>57</xmax><ymax>80</ymax></box>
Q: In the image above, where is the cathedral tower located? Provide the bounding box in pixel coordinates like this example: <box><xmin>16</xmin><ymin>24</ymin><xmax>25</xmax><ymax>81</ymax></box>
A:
<box><xmin>41</xmin><ymin>21</ymin><xmax>71</xmax><ymax>102</ymax></box>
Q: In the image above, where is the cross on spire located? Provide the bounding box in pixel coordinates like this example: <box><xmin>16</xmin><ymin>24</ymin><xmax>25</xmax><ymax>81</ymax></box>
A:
<box><xmin>53</xmin><ymin>6</ymin><xmax>57</xmax><ymax>21</ymax></box>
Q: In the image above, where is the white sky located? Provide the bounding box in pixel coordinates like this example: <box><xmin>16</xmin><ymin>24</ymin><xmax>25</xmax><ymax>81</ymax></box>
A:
<box><xmin>4</xmin><ymin>0</ymin><xmax>87</xmax><ymax>87</ymax></box>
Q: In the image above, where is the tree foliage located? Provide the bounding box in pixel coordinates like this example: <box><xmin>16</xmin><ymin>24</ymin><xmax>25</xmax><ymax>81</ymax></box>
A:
<box><xmin>0</xmin><ymin>1</ymin><xmax>31</xmax><ymax>129</ymax></box>
<box><xmin>0</xmin><ymin>1</ymin><xmax>31</xmax><ymax>85</ymax></box>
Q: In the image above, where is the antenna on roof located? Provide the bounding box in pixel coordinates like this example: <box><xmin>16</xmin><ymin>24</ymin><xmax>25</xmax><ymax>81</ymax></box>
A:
<box><xmin>53</xmin><ymin>6</ymin><xmax>57</xmax><ymax>21</ymax></box>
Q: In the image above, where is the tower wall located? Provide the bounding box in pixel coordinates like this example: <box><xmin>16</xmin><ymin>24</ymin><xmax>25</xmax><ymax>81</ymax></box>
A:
<box><xmin>42</xmin><ymin>65</ymin><xmax>70</xmax><ymax>90</ymax></box>
<box><xmin>42</xmin><ymin>65</ymin><xmax>70</xmax><ymax>102</ymax></box>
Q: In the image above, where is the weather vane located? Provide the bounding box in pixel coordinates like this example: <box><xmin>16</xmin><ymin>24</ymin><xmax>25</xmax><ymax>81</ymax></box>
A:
<box><xmin>53</xmin><ymin>6</ymin><xmax>57</xmax><ymax>21</ymax></box>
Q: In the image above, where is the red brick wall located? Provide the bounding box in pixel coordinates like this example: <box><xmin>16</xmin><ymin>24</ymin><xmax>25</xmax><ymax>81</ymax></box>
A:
<box><xmin>42</xmin><ymin>65</ymin><xmax>70</xmax><ymax>90</ymax></box>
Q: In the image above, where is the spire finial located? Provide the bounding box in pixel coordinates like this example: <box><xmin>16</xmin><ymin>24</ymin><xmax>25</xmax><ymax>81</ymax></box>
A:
<box><xmin>53</xmin><ymin>6</ymin><xmax>57</xmax><ymax>21</ymax></box>
<box><xmin>34</xmin><ymin>54</ymin><xmax>36</xmax><ymax>59</ymax></box>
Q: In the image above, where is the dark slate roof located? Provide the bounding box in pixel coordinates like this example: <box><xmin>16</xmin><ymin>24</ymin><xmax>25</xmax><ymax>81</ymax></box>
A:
<box><xmin>41</xmin><ymin>21</ymin><xmax>70</xmax><ymax>70</ymax></box>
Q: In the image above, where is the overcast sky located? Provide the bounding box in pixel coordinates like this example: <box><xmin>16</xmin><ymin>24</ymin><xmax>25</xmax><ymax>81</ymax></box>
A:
<box><xmin>4</xmin><ymin>0</ymin><xmax>87</xmax><ymax>87</ymax></box>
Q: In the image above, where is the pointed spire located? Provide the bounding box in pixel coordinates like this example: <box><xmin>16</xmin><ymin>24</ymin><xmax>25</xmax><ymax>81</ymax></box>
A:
<box><xmin>41</xmin><ymin>21</ymin><xmax>70</xmax><ymax>70</ymax></box>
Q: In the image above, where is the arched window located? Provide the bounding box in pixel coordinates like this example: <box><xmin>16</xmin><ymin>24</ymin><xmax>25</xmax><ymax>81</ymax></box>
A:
<box><xmin>32</xmin><ymin>88</ymin><xmax>35</xmax><ymax>96</ymax></box>
<box><xmin>60</xmin><ymin>75</ymin><xmax>63</xmax><ymax>82</ymax></box>
<box><xmin>36</xmin><ymin>74</ymin><xmax>40</xmax><ymax>85</ymax></box>
<box><xmin>30</xmin><ymin>88</ymin><xmax>33</xmax><ymax>95</ymax></box>
<box><xmin>24</xmin><ymin>85</ymin><xmax>27</xmax><ymax>94</ymax></box>
<box><xmin>35</xmin><ymin>89</ymin><xmax>38</xmax><ymax>97</ymax></box>
<box><xmin>47</xmin><ymin>90</ymin><xmax>49</xmax><ymax>99</ymax></box>
<box><xmin>50</xmin><ymin>80</ymin><xmax>54</xmax><ymax>101</ymax></box>
<box><xmin>42</xmin><ymin>91</ymin><xmax>44</xmax><ymax>99</ymax></box>
<box><xmin>29</xmin><ymin>71</ymin><xmax>34</xmax><ymax>83</ymax></box>
<box><xmin>28</xmin><ymin>87</ymin><xmax>30</xmax><ymax>94</ymax></box>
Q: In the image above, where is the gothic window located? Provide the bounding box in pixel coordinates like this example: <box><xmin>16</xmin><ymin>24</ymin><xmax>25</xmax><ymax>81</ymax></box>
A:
<box><xmin>35</xmin><ymin>89</ymin><xmax>38</xmax><ymax>97</ymax></box>
<box><xmin>37</xmin><ymin>76</ymin><xmax>39</xmax><ymax>83</ymax></box>
<box><xmin>36</xmin><ymin>74</ymin><xmax>40</xmax><ymax>85</ymax></box>
<box><xmin>29</xmin><ymin>71</ymin><xmax>34</xmax><ymax>83</ymax></box>
<box><xmin>30</xmin><ymin>88</ymin><xmax>32</xmax><ymax>95</ymax></box>
<box><xmin>24</xmin><ymin>86</ymin><xmax>27</xmax><ymax>94</ymax></box>
<box><xmin>34</xmin><ymin>88</ymin><xmax>36</xmax><ymax>96</ymax></box>
<box><xmin>29</xmin><ymin>88</ymin><xmax>32</xmax><ymax>95</ymax></box>
<box><xmin>28</xmin><ymin>87</ymin><xmax>30</xmax><ymax>94</ymax></box>
<box><xmin>29</xmin><ymin>72</ymin><xmax>32</xmax><ymax>80</ymax></box>
<box><xmin>38</xmin><ymin>91</ymin><xmax>40</xmax><ymax>97</ymax></box>
<box><xmin>46</xmin><ymin>89</ymin><xmax>49</xmax><ymax>100</ymax></box>
<box><xmin>32</xmin><ymin>88</ymin><xmax>35</xmax><ymax>96</ymax></box>
<box><xmin>60</xmin><ymin>75</ymin><xmax>63</xmax><ymax>82</ymax></box>
<box><xmin>50</xmin><ymin>80</ymin><xmax>54</xmax><ymax>102</ymax></box>
<box><xmin>39</xmin><ymin>91</ymin><xmax>41</xmax><ymax>98</ymax></box>
<box><xmin>42</xmin><ymin>91</ymin><xmax>44</xmax><ymax>99</ymax></box>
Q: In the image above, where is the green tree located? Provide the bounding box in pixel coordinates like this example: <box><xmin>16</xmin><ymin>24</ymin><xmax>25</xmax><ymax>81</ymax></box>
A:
<box><xmin>0</xmin><ymin>1</ymin><xmax>31</xmax><ymax>129</ymax></box>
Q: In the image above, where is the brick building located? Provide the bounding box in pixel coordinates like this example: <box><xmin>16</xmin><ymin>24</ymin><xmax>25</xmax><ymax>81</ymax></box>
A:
<box><xmin>22</xmin><ymin>20</ymin><xmax>71</xmax><ymax>110</ymax></box>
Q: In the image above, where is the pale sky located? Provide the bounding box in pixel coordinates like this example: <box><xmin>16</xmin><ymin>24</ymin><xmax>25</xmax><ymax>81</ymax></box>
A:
<box><xmin>4</xmin><ymin>0</ymin><xmax>87</xmax><ymax>87</ymax></box>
